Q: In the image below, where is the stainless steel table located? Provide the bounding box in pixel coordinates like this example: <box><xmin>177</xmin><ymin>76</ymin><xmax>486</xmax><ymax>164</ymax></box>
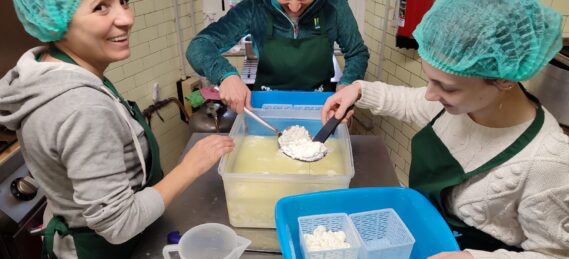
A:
<box><xmin>132</xmin><ymin>133</ymin><xmax>398</xmax><ymax>258</ymax></box>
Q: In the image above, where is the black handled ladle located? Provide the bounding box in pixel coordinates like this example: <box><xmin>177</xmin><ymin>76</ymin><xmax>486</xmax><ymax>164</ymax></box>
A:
<box><xmin>312</xmin><ymin>105</ymin><xmax>354</xmax><ymax>143</ymax></box>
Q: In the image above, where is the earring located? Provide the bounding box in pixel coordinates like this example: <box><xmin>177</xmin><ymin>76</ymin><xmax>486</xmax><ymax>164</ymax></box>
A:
<box><xmin>502</xmin><ymin>81</ymin><xmax>515</xmax><ymax>90</ymax></box>
<box><xmin>495</xmin><ymin>80</ymin><xmax>514</xmax><ymax>90</ymax></box>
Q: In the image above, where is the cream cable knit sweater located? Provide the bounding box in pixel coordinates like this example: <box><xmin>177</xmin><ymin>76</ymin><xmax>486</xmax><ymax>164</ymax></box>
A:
<box><xmin>355</xmin><ymin>80</ymin><xmax>569</xmax><ymax>259</ymax></box>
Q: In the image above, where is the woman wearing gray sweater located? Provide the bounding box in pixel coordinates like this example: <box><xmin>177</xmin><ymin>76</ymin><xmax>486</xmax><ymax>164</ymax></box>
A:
<box><xmin>0</xmin><ymin>0</ymin><xmax>234</xmax><ymax>258</ymax></box>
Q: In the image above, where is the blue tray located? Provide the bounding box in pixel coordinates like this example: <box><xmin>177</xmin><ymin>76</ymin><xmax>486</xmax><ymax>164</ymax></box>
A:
<box><xmin>247</xmin><ymin>91</ymin><xmax>334</xmax><ymax>137</ymax></box>
<box><xmin>275</xmin><ymin>187</ymin><xmax>459</xmax><ymax>259</ymax></box>
<box><xmin>250</xmin><ymin>91</ymin><xmax>333</xmax><ymax>108</ymax></box>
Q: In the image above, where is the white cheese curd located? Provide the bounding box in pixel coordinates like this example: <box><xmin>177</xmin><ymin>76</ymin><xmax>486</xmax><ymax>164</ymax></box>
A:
<box><xmin>303</xmin><ymin>225</ymin><xmax>351</xmax><ymax>252</ymax></box>
<box><xmin>278</xmin><ymin>125</ymin><xmax>311</xmax><ymax>146</ymax></box>
<box><xmin>278</xmin><ymin>125</ymin><xmax>327</xmax><ymax>162</ymax></box>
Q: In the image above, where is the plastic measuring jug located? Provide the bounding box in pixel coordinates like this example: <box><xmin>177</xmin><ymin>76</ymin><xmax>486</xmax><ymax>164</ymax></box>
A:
<box><xmin>162</xmin><ymin>223</ymin><xmax>251</xmax><ymax>259</ymax></box>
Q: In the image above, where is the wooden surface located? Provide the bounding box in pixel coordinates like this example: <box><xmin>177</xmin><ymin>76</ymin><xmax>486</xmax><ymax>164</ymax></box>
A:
<box><xmin>0</xmin><ymin>142</ymin><xmax>20</xmax><ymax>165</ymax></box>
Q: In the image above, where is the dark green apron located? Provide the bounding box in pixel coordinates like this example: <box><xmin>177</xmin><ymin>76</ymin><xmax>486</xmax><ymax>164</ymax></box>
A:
<box><xmin>41</xmin><ymin>47</ymin><xmax>164</xmax><ymax>259</ymax></box>
<box><xmin>409</xmin><ymin>91</ymin><xmax>543</xmax><ymax>252</ymax></box>
<box><xmin>253</xmin><ymin>9</ymin><xmax>335</xmax><ymax>91</ymax></box>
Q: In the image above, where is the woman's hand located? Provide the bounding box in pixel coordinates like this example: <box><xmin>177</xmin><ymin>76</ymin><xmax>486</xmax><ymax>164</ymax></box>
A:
<box><xmin>180</xmin><ymin>135</ymin><xmax>235</xmax><ymax>177</ymax></box>
<box><xmin>428</xmin><ymin>251</ymin><xmax>474</xmax><ymax>259</ymax></box>
<box><xmin>336</xmin><ymin>84</ymin><xmax>348</xmax><ymax>92</ymax></box>
<box><xmin>219</xmin><ymin>75</ymin><xmax>252</xmax><ymax>113</ymax></box>
<box><xmin>154</xmin><ymin>135</ymin><xmax>234</xmax><ymax>207</ymax></box>
<box><xmin>321</xmin><ymin>82</ymin><xmax>361</xmax><ymax>124</ymax></box>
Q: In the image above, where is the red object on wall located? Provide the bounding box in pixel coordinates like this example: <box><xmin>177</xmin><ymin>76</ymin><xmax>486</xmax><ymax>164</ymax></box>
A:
<box><xmin>396</xmin><ymin>0</ymin><xmax>434</xmax><ymax>49</ymax></box>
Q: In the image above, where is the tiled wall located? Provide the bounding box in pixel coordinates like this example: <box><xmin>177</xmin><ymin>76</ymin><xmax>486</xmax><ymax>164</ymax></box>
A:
<box><xmin>104</xmin><ymin>0</ymin><xmax>203</xmax><ymax>173</ymax></box>
<box><xmin>546</xmin><ymin>0</ymin><xmax>569</xmax><ymax>38</ymax></box>
<box><xmin>353</xmin><ymin>0</ymin><xmax>569</xmax><ymax>186</ymax></box>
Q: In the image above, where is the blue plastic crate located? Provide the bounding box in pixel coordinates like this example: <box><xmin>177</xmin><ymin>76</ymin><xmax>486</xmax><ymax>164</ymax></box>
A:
<box><xmin>250</xmin><ymin>91</ymin><xmax>333</xmax><ymax>108</ymax></box>
<box><xmin>275</xmin><ymin>187</ymin><xmax>459</xmax><ymax>259</ymax></box>
<box><xmin>246</xmin><ymin>91</ymin><xmax>334</xmax><ymax>137</ymax></box>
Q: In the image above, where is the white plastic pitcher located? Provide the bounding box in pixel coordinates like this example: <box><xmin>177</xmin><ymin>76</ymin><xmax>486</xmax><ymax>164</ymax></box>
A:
<box><xmin>162</xmin><ymin>223</ymin><xmax>251</xmax><ymax>259</ymax></box>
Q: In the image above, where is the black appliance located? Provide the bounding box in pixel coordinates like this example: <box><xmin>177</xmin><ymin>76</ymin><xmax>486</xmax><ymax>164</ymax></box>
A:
<box><xmin>0</xmin><ymin>149</ymin><xmax>45</xmax><ymax>259</ymax></box>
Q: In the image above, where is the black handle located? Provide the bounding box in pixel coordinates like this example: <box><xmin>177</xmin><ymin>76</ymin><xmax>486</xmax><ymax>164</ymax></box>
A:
<box><xmin>312</xmin><ymin>106</ymin><xmax>354</xmax><ymax>143</ymax></box>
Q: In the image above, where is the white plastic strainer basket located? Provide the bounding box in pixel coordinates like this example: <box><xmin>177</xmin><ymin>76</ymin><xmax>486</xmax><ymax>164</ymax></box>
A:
<box><xmin>297</xmin><ymin>213</ymin><xmax>361</xmax><ymax>259</ymax></box>
<box><xmin>349</xmin><ymin>208</ymin><xmax>415</xmax><ymax>259</ymax></box>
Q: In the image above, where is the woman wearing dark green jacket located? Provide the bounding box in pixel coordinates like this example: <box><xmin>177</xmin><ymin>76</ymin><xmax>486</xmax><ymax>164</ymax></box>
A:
<box><xmin>187</xmin><ymin>0</ymin><xmax>370</xmax><ymax>113</ymax></box>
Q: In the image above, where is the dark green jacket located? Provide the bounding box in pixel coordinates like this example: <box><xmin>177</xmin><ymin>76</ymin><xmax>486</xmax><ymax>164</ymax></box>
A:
<box><xmin>187</xmin><ymin>0</ymin><xmax>369</xmax><ymax>86</ymax></box>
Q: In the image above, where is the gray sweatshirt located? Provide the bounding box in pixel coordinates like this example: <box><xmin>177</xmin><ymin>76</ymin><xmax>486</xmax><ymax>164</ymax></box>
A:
<box><xmin>0</xmin><ymin>47</ymin><xmax>164</xmax><ymax>245</ymax></box>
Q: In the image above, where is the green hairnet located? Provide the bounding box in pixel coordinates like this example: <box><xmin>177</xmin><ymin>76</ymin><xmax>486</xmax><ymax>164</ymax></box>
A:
<box><xmin>13</xmin><ymin>0</ymin><xmax>81</xmax><ymax>42</ymax></box>
<box><xmin>413</xmin><ymin>0</ymin><xmax>562</xmax><ymax>81</ymax></box>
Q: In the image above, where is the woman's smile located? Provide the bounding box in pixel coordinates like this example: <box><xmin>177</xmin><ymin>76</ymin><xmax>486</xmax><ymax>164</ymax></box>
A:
<box><xmin>107</xmin><ymin>34</ymin><xmax>129</xmax><ymax>48</ymax></box>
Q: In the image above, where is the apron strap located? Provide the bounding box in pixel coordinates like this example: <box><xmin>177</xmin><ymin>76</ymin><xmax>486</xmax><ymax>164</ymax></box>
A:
<box><xmin>427</xmin><ymin>87</ymin><xmax>545</xmax><ymax>178</ymax></box>
<box><xmin>429</xmin><ymin>109</ymin><xmax>446</xmax><ymax>126</ymax></box>
<box><xmin>265</xmin><ymin>10</ymin><xmax>274</xmax><ymax>39</ymax></box>
<box><xmin>467</xmin><ymin>86</ymin><xmax>544</xmax><ymax>176</ymax></box>
<box><xmin>98</xmin><ymin>86</ymin><xmax>148</xmax><ymax>187</ymax></box>
<box><xmin>468</xmin><ymin>107</ymin><xmax>544</xmax><ymax>175</ymax></box>
<box><xmin>42</xmin><ymin>216</ymin><xmax>142</xmax><ymax>259</ymax></box>
<box><xmin>47</xmin><ymin>45</ymin><xmax>162</xmax><ymax>187</ymax></box>
<box><xmin>316</xmin><ymin>9</ymin><xmax>326</xmax><ymax>34</ymax></box>
<box><xmin>42</xmin><ymin>217</ymin><xmax>70</xmax><ymax>259</ymax></box>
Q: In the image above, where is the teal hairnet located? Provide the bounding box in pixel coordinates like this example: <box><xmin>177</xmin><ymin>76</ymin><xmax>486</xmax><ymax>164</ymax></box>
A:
<box><xmin>13</xmin><ymin>0</ymin><xmax>81</xmax><ymax>42</ymax></box>
<box><xmin>413</xmin><ymin>0</ymin><xmax>562</xmax><ymax>81</ymax></box>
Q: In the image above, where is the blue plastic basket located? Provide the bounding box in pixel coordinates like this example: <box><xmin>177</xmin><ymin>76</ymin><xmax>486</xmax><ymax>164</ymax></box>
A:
<box><xmin>275</xmin><ymin>187</ymin><xmax>459</xmax><ymax>259</ymax></box>
<box><xmin>350</xmin><ymin>208</ymin><xmax>415</xmax><ymax>259</ymax></box>
<box><xmin>298</xmin><ymin>213</ymin><xmax>361</xmax><ymax>259</ymax></box>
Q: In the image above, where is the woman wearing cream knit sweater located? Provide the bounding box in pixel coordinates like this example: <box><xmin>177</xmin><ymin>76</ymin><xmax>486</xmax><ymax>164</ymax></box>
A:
<box><xmin>322</xmin><ymin>0</ymin><xmax>569</xmax><ymax>258</ymax></box>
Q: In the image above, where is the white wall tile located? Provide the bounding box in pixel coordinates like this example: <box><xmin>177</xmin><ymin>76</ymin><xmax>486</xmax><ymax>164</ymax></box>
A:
<box><xmin>145</xmin><ymin>11</ymin><xmax>165</xmax><ymax>27</ymax></box>
<box><xmin>134</xmin><ymin>0</ymin><xmax>155</xmax><ymax>15</ymax></box>
<box><xmin>552</xmin><ymin>0</ymin><xmax>569</xmax><ymax>15</ymax></box>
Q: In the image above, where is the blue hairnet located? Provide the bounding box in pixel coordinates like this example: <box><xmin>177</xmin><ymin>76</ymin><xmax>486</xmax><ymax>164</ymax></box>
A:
<box><xmin>413</xmin><ymin>0</ymin><xmax>562</xmax><ymax>81</ymax></box>
<box><xmin>13</xmin><ymin>0</ymin><xmax>81</xmax><ymax>42</ymax></box>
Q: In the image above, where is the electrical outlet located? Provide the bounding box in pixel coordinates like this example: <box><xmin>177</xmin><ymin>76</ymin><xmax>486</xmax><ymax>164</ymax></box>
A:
<box><xmin>152</xmin><ymin>83</ymin><xmax>160</xmax><ymax>103</ymax></box>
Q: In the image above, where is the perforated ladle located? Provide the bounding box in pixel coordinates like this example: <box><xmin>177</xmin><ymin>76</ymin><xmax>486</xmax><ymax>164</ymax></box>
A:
<box><xmin>242</xmin><ymin>108</ymin><xmax>319</xmax><ymax>161</ymax></box>
<box><xmin>211</xmin><ymin>87</ymin><xmax>323</xmax><ymax>162</ymax></box>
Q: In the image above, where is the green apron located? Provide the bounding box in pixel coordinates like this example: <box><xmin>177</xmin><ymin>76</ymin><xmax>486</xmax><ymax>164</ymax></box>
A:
<box><xmin>253</xmin><ymin>9</ymin><xmax>335</xmax><ymax>91</ymax></box>
<box><xmin>41</xmin><ymin>47</ymin><xmax>164</xmax><ymax>259</ymax></box>
<box><xmin>409</xmin><ymin>90</ymin><xmax>543</xmax><ymax>252</ymax></box>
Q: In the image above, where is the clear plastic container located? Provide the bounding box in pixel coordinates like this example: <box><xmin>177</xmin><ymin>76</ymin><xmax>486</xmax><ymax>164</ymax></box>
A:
<box><xmin>218</xmin><ymin>107</ymin><xmax>355</xmax><ymax>228</ymax></box>
<box><xmin>349</xmin><ymin>208</ymin><xmax>415</xmax><ymax>259</ymax></box>
<box><xmin>162</xmin><ymin>223</ymin><xmax>251</xmax><ymax>259</ymax></box>
<box><xmin>298</xmin><ymin>213</ymin><xmax>361</xmax><ymax>259</ymax></box>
